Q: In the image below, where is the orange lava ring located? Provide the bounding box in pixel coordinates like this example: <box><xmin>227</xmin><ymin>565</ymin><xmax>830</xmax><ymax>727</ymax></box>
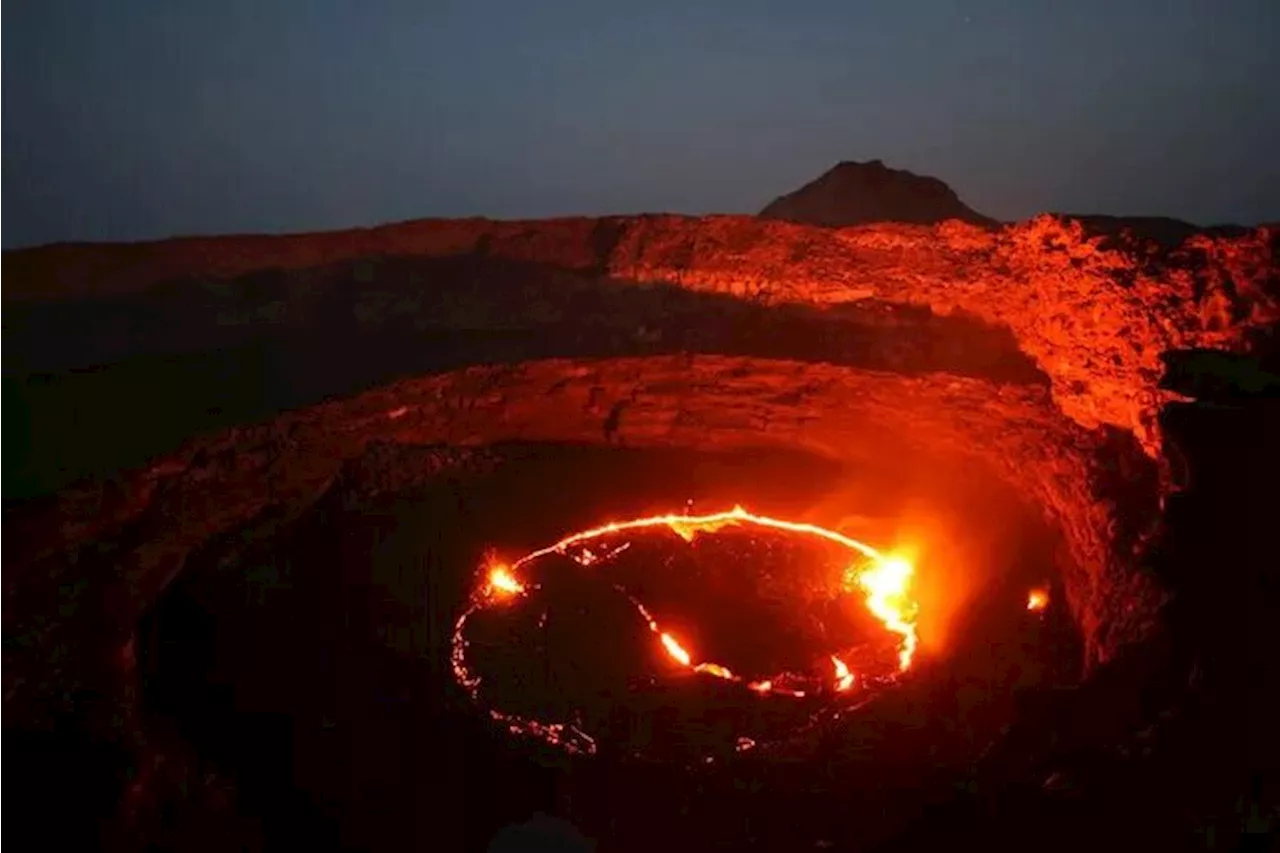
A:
<box><xmin>451</xmin><ymin>506</ymin><xmax>919</xmax><ymax>755</ymax></box>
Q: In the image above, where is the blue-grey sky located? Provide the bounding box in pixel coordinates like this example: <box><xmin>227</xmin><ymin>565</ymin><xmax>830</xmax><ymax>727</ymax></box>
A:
<box><xmin>4</xmin><ymin>0</ymin><xmax>1279</xmax><ymax>248</ymax></box>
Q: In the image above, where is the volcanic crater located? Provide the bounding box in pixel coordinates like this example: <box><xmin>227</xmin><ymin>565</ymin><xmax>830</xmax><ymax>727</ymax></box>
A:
<box><xmin>4</xmin><ymin>191</ymin><xmax>1278</xmax><ymax>850</ymax></box>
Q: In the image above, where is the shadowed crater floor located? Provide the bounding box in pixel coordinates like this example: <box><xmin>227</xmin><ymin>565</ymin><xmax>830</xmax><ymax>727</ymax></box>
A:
<box><xmin>129</xmin><ymin>442</ymin><xmax>1077</xmax><ymax>851</ymax></box>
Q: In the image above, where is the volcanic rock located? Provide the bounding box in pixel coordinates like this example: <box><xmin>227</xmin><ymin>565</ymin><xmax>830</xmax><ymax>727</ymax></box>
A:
<box><xmin>0</xmin><ymin>354</ymin><xmax>1160</xmax><ymax>709</ymax></box>
<box><xmin>7</xmin><ymin>214</ymin><xmax>1274</xmax><ymax>467</ymax></box>
<box><xmin>759</xmin><ymin>160</ymin><xmax>997</xmax><ymax>228</ymax></box>
<box><xmin>2</xmin><ymin>211</ymin><xmax>1276</xmax><ymax>799</ymax></box>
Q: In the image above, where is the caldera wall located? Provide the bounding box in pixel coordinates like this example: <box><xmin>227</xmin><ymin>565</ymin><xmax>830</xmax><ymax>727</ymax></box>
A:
<box><xmin>8</xmin><ymin>214</ymin><xmax>1275</xmax><ymax>455</ymax></box>
<box><xmin>3</xmin><ymin>213</ymin><xmax>1275</xmax><ymax>730</ymax></box>
<box><xmin>7</xmin><ymin>356</ymin><xmax>1157</xmax><ymax>724</ymax></box>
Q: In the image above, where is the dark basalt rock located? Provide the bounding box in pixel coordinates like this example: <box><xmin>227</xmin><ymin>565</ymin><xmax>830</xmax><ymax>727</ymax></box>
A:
<box><xmin>760</xmin><ymin>160</ymin><xmax>997</xmax><ymax>228</ymax></box>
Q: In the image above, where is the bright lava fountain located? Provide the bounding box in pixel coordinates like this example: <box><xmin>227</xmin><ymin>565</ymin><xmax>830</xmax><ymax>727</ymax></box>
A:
<box><xmin>451</xmin><ymin>506</ymin><xmax>920</xmax><ymax>756</ymax></box>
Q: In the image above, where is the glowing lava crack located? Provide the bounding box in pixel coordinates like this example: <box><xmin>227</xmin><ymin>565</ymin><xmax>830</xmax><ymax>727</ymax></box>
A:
<box><xmin>450</xmin><ymin>506</ymin><xmax>919</xmax><ymax>756</ymax></box>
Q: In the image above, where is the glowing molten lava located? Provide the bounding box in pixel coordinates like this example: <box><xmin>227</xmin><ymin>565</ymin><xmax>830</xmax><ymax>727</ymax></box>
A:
<box><xmin>660</xmin><ymin>632</ymin><xmax>692</xmax><ymax>666</ymax></box>
<box><xmin>1027</xmin><ymin>587</ymin><xmax>1050</xmax><ymax>612</ymax></box>
<box><xmin>832</xmin><ymin>655</ymin><xmax>855</xmax><ymax>692</ymax></box>
<box><xmin>451</xmin><ymin>505</ymin><xmax>920</xmax><ymax>755</ymax></box>
<box><xmin>853</xmin><ymin>556</ymin><xmax>918</xmax><ymax>670</ymax></box>
<box><xmin>486</xmin><ymin>565</ymin><xmax>525</xmax><ymax>597</ymax></box>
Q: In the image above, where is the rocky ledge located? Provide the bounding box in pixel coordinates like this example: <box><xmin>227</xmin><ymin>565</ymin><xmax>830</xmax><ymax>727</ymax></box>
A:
<box><xmin>2</xmin><ymin>211</ymin><xmax>1275</xmax><ymax>735</ymax></box>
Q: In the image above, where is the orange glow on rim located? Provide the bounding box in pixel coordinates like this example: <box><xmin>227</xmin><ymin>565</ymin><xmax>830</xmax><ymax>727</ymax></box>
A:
<box><xmin>504</xmin><ymin>505</ymin><xmax>918</xmax><ymax>669</ymax></box>
<box><xmin>451</xmin><ymin>505</ymin><xmax>921</xmax><ymax>754</ymax></box>
<box><xmin>1027</xmin><ymin>588</ymin><xmax>1049</xmax><ymax>612</ymax></box>
<box><xmin>486</xmin><ymin>565</ymin><xmax>526</xmax><ymax>597</ymax></box>
<box><xmin>832</xmin><ymin>655</ymin><xmax>855</xmax><ymax>692</ymax></box>
<box><xmin>660</xmin><ymin>632</ymin><xmax>693</xmax><ymax>666</ymax></box>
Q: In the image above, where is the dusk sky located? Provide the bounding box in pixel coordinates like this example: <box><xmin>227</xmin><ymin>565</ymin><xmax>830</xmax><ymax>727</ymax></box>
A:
<box><xmin>4</xmin><ymin>0</ymin><xmax>1279</xmax><ymax>248</ymax></box>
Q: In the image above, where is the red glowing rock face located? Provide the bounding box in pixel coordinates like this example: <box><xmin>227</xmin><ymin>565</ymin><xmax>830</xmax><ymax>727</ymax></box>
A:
<box><xmin>5</xmin><ymin>356</ymin><xmax>1158</xmax><ymax>688</ymax></box>
<box><xmin>7</xmin><ymin>214</ymin><xmax>1273</xmax><ymax>459</ymax></box>
<box><xmin>2</xmin><ymin>211</ymin><xmax>1273</xmax><ymax>729</ymax></box>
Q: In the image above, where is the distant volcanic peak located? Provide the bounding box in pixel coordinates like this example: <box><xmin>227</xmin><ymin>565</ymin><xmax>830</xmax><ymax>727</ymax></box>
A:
<box><xmin>760</xmin><ymin>159</ymin><xmax>997</xmax><ymax>228</ymax></box>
